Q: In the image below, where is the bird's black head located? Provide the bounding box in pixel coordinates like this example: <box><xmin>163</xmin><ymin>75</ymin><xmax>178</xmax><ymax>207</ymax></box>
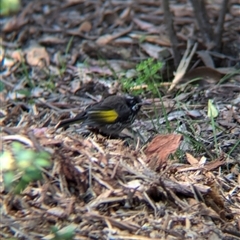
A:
<box><xmin>125</xmin><ymin>96</ymin><xmax>142</xmax><ymax>113</ymax></box>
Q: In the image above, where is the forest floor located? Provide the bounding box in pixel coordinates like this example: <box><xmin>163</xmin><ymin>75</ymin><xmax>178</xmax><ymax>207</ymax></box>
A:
<box><xmin>1</xmin><ymin>0</ymin><xmax>240</xmax><ymax>239</ymax></box>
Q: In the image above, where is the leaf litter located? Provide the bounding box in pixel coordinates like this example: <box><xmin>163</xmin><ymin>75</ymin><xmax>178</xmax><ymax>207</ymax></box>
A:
<box><xmin>1</xmin><ymin>0</ymin><xmax>240</xmax><ymax>239</ymax></box>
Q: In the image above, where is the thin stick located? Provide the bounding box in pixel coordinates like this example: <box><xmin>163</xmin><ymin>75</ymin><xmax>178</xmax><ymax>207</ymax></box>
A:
<box><xmin>168</xmin><ymin>40</ymin><xmax>198</xmax><ymax>92</ymax></box>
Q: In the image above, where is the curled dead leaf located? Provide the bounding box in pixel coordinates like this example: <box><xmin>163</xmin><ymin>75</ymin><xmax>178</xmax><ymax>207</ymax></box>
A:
<box><xmin>145</xmin><ymin>134</ymin><xmax>183</xmax><ymax>170</ymax></box>
<box><xmin>26</xmin><ymin>46</ymin><xmax>50</xmax><ymax>68</ymax></box>
<box><xmin>182</xmin><ymin>66</ymin><xmax>223</xmax><ymax>86</ymax></box>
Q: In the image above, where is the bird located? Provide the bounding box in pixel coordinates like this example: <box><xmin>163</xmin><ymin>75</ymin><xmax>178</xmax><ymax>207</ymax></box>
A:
<box><xmin>55</xmin><ymin>95</ymin><xmax>149</xmax><ymax>136</ymax></box>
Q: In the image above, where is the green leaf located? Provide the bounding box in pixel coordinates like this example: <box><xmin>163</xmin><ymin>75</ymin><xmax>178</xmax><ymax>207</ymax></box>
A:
<box><xmin>3</xmin><ymin>171</ymin><xmax>15</xmax><ymax>187</ymax></box>
<box><xmin>15</xmin><ymin>89</ymin><xmax>31</xmax><ymax>97</ymax></box>
<box><xmin>14</xmin><ymin>179</ymin><xmax>29</xmax><ymax>193</ymax></box>
<box><xmin>17</xmin><ymin>151</ymin><xmax>35</xmax><ymax>168</ymax></box>
<box><xmin>36</xmin><ymin>158</ymin><xmax>51</xmax><ymax>167</ymax></box>
<box><xmin>22</xmin><ymin>170</ymin><xmax>42</xmax><ymax>181</ymax></box>
<box><xmin>0</xmin><ymin>81</ymin><xmax>5</xmax><ymax>92</ymax></box>
<box><xmin>0</xmin><ymin>0</ymin><xmax>20</xmax><ymax>15</ymax></box>
<box><xmin>52</xmin><ymin>224</ymin><xmax>76</xmax><ymax>240</ymax></box>
<box><xmin>208</xmin><ymin>99</ymin><xmax>218</xmax><ymax>118</ymax></box>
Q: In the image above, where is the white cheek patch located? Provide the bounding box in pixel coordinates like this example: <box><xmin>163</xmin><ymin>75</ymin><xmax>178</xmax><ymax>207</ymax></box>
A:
<box><xmin>132</xmin><ymin>104</ymin><xmax>139</xmax><ymax>111</ymax></box>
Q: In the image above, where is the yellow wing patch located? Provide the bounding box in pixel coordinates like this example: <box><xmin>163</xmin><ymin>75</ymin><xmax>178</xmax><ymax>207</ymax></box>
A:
<box><xmin>89</xmin><ymin>110</ymin><xmax>118</xmax><ymax>123</ymax></box>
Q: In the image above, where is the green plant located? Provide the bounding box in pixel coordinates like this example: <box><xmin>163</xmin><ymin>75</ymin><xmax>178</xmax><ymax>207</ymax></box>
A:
<box><xmin>20</xmin><ymin>60</ymin><xmax>35</xmax><ymax>89</ymax></box>
<box><xmin>51</xmin><ymin>225</ymin><xmax>76</xmax><ymax>240</ymax></box>
<box><xmin>178</xmin><ymin>130</ymin><xmax>211</xmax><ymax>155</ymax></box>
<box><xmin>218</xmin><ymin>68</ymin><xmax>240</xmax><ymax>85</ymax></box>
<box><xmin>0</xmin><ymin>0</ymin><xmax>20</xmax><ymax>15</ymax></box>
<box><xmin>0</xmin><ymin>81</ymin><xmax>4</xmax><ymax>92</ymax></box>
<box><xmin>1</xmin><ymin>142</ymin><xmax>51</xmax><ymax>193</ymax></box>
<box><xmin>56</xmin><ymin>36</ymin><xmax>74</xmax><ymax>77</ymax></box>
<box><xmin>57</xmin><ymin>51</ymin><xmax>67</xmax><ymax>76</ymax></box>
<box><xmin>121</xmin><ymin>58</ymin><xmax>173</xmax><ymax>134</ymax></box>
<box><xmin>121</xmin><ymin>58</ymin><xmax>163</xmax><ymax>96</ymax></box>
<box><xmin>208</xmin><ymin>99</ymin><xmax>220</xmax><ymax>156</ymax></box>
<box><xmin>65</xmin><ymin>36</ymin><xmax>74</xmax><ymax>55</ymax></box>
<box><xmin>228</xmin><ymin>139</ymin><xmax>240</xmax><ymax>156</ymax></box>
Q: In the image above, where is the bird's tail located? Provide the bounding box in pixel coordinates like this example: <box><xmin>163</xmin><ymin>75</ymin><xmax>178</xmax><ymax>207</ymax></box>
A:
<box><xmin>55</xmin><ymin>113</ymin><xmax>86</xmax><ymax>129</ymax></box>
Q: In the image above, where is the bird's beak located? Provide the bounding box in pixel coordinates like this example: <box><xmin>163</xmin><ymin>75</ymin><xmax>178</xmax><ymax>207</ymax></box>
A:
<box><xmin>138</xmin><ymin>99</ymin><xmax>152</xmax><ymax>106</ymax></box>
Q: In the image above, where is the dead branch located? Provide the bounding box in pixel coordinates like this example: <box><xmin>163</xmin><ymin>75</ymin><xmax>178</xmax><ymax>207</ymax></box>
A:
<box><xmin>215</xmin><ymin>0</ymin><xmax>229</xmax><ymax>51</ymax></box>
<box><xmin>162</xmin><ymin>0</ymin><xmax>181</xmax><ymax>67</ymax></box>
<box><xmin>189</xmin><ymin>0</ymin><xmax>214</xmax><ymax>48</ymax></box>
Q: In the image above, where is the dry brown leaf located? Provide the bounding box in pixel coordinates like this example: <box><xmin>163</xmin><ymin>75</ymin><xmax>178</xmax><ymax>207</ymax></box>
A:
<box><xmin>119</xmin><ymin>7</ymin><xmax>131</xmax><ymax>20</ymax></box>
<box><xmin>39</xmin><ymin>138</ymin><xmax>63</xmax><ymax>146</ymax></box>
<box><xmin>96</xmin><ymin>34</ymin><xmax>116</xmax><ymax>45</ymax></box>
<box><xmin>26</xmin><ymin>45</ymin><xmax>50</xmax><ymax>68</ymax></box>
<box><xmin>182</xmin><ymin>66</ymin><xmax>223</xmax><ymax>86</ymax></box>
<box><xmin>140</xmin><ymin>43</ymin><xmax>170</xmax><ymax>59</ymax></box>
<box><xmin>82</xmin><ymin>40</ymin><xmax>130</xmax><ymax>60</ymax></box>
<box><xmin>197</xmin><ymin>50</ymin><xmax>215</xmax><ymax>68</ymax></box>
<box><xmin>2</xmin><ymin>16</ymin><xmax>28</xmax><ymax>32</ymax></box>
<box><xmin>11</xmin><ymin>50</ymin><xmax>24</xmax><ymax>62</ymax></box>
<box><xmin>39</xmin><ymin>36</ymin><xmax>66</xmax><ymax>45</ymax></box>
<box><xmin>129</xmin><ymin>33</ymin><xmax>171</xmax><ymax>47</ymax></box>
<box><xmin>204</xmin><ymin>155</ymin><xmax>226</xmax><ymax>171</ymax></box>
<box><xmin>145</xmin><ymin>134</ymin><xmax>182</xmax><ymax>170</ymax></box>
<box><xmin>186</xmin><ymin>152</ymin><xmax>199</xmax><ymax>166</ymax></box>
<box><xmin>133</xmin><ymin>18</ymin><xmax>159</xmax><ymax>33</ymax></box>
<box><xmin>79</xmin><ymin>21</ymin><xmax>92</xmax><ymax>33</ymax></box>
<box><xmin>171</xmin><ymin>4</ymin><xmax>193</xmax><ymax>17</ymax></box>
<box><xmin>142</xmin><ymin>35</ymin><xmax>171</xmax><ymax>47</ymax></box>
<box><xmin>96</xmin><ymin>24</ymin><xmax>133</xmax><ymax>46</ymax></box>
